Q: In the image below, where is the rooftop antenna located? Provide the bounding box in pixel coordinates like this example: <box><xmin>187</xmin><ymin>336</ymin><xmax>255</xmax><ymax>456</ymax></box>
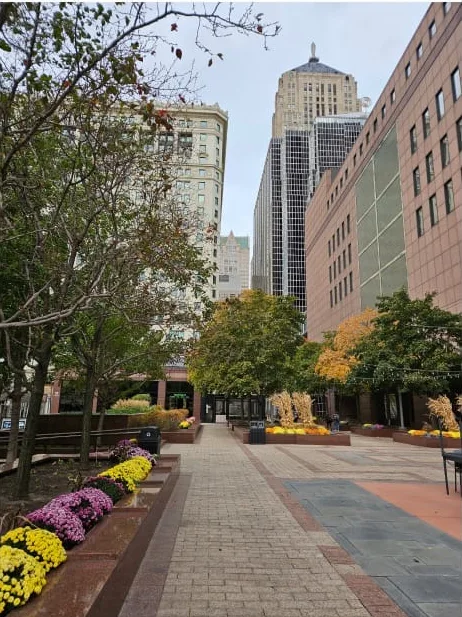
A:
<box><xmin>310</xmin><ymin>42</ymin><xmax>319</xmax><ymax>62</ymax></box>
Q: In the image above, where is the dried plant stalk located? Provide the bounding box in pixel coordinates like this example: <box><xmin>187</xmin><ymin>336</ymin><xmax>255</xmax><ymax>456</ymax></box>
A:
<box><xmin>457</xmin><ymin>395</ymin><xmax>462</xmax><ymax>413</ymax></box>
<box><xmin>427</xmin><ymin>395</ymin><xmax>459</xmax><ymax>431</ymax></box>
<box><xmin>292</xmin><ymin>392</ymin><xmax>313</xmax><ymax>427</ymax></box>
<box><xmin>270</xmin><ymin>391</ymin><xmax>294</xmax><ymax>427</ymax></box>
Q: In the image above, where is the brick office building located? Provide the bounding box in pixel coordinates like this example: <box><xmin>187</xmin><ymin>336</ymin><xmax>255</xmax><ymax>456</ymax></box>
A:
<box><xmin>305</xmin><ymin>2</ymin><xmax>462</xmax><ymax>426</ymax></box>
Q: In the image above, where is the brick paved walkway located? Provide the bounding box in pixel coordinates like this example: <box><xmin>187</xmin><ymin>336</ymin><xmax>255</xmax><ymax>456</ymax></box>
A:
<box><xmin>121</xmin><ymin>426</ymin><xmax>461</xmax><ymax>617</ymax></box>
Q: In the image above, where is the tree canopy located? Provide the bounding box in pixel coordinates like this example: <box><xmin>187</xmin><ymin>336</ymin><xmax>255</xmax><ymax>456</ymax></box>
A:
<box><xmin>187</xmin><ymin>290</ymin><xmax>305</xmax><ymax>397</ymax></box>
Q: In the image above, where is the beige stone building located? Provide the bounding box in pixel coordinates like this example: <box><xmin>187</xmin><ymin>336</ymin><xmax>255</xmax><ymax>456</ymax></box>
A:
<box><xmin>218</xmin><ymin>232</ymin><xmax>250</xmax><ymax>299</ymax></box>
<box><xmin>272</xmin><ymin>43</ymin><xmax>361</xmax><ymax>138</ymax></box>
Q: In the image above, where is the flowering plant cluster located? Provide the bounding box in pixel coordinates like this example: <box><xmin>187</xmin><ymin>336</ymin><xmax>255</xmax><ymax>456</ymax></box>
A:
<box><xmin>46</xmin><ymin>488</ymin><xmax>113</xmax><ymax>531</ymax></box>
<box><xmin>110</xmin><ymin>440</ymin><xmax>157</xmax><ymax>466</ymax></box>
<box><xmin>99</xmin><ymin>456</ymin><xmax>152</xmax><ymax>493</ymax></box>
<box><xmin>408</xmin><ymin>429</ymin><xmax>461</xmax><ymax>438</ymax></box>
<box><xmin>27</xmin><ymin>507</ymin><xmax>85</xmax><ymax>549</ymax></box>
<box><xmin>178</xmin><ymin>417</ymin><xmax>195</xmax><ymax>429</ymax></box>
<box><xmin>362</xmin><ymin>423</ymin><xmax>385</xmax><ymax>430</ymax></box>
<box><xmin>0</xmin><ymin>527</ymin><xmax>66</xmax><ymax>573</ymax></box>
<box><xmin>266</xmin><ymin>425</ymin><xmax>330</xmax><ymax>436</ymax></box>
<box><xmin>0</xmin><ymin>545</ymin><xmax>47</xmax><ymax>614</ymax></box>
<box><xmin>83</xmin><ymin>476</ymin><xmax>126</xmax><ymax>504</ymax></box>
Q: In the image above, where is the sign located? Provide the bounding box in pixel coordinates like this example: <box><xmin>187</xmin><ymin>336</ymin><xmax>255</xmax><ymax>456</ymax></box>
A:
<box><xmin>1</xmin><ymin>418</ymin><xmax>26</xmax><ymax>431</ymax></box>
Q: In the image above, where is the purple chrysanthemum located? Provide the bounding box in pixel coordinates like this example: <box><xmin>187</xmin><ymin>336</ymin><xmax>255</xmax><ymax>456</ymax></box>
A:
<box><xmin>27</xmin><ymin>506</ymin><xmax>85</xmax><ymax>548</ymax></box>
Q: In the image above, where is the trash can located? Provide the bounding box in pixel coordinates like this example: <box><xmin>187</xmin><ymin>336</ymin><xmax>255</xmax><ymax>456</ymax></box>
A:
<box><xmin>138</xmin><ymin>426</ymin><xmax>161</xmax><ymax>455</ymax></box>
<box><xmin>249</xmin><ymin>420</ymin><xmax>266</xmax><ymax>445</ymax></box>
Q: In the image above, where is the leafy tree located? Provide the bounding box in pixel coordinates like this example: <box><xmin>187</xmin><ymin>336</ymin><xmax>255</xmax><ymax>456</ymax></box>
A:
<box><xmin>187</xmin><ymin>290</ymin><xmax>305</xmax><ymax>397</ymax></box>
<box><xmin>315</xmin><ymin>308</ymin><xmax>377</xmax><ymax>384</ymax></box>
<box><xmin>284</xmin><ymin>340</ymin><xmax>328</xmax><ymax>394</ymax></box>
<box><xmin>350</xmin><ymin>289</ymin><xmax>462</xmax><ymax>396</ymax></box>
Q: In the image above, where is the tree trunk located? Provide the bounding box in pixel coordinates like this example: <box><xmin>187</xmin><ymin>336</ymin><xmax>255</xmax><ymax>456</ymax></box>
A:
<box><xmin>5</xmin><ymin>373</ymin><xmax>23</xmax><ymax>466</ymax></box>
<box><xmin>15</xmin><ymin>347</ymin><xmax>52</xmax><ymax>500</ymax></box>
<box><xmin>79</xmin><ymin>365</ymin><xmax>97</xmax><ymax>470</ymax></box>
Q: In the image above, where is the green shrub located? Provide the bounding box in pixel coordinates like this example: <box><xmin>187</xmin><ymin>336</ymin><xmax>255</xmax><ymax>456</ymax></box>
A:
<box><xmin>131</xmin><ymin>394</ymin><xmax>151</xmax><ymax>402</ymax></box>
<box><xmin>107</xmin><ymin>407</ymin><xmax>146</xmax><ymax>415</ymax></box>
<box><xmin>128</xmin><ymin>408</ymin><xmax>188</xmax><ymax>430</ymax></box>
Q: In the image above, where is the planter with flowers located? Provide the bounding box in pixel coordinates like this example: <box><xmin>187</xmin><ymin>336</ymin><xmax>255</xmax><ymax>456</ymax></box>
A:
<box><xmin>1</xmin><ymin>441</ymin><xmax>180</xmax><ymax>617</ymax></box>
<box><xmin>161</xmin><ymin>415</ymin><xmax>202</xmax><ymax>444</ymax></box>
<box><xmin>264</xmin><ymin>425</ymin><xmax>351</xmax><ymax>445</ymax></box>
<box><xmin>351</xmin><ymin>424</ymin><xmax>397</xmax><ymax>438</ymax></box>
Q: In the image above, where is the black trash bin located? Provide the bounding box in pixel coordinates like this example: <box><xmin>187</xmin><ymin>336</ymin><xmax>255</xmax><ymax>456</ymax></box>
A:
<box><xmin>138</xmin><ymin>426</ymin><xmax>161</xmax><ymax>455</ymax></box>
<box><xmin>249</xmin><ymin>420</ymin><xmax>266</xmax><ymax>445</ymax></box>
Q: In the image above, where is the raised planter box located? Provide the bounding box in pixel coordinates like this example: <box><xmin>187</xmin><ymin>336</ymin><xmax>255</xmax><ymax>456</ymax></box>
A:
<box><xmin>17</xmin><ymin>454</ymin><xmax>180</xmax><ymax>617</ymax></box>
<box><xmin>231</xmin><ymin>426</ymin><xmax>350</xmax><ymax>446</ymax></box>
<box><xmin>393</xmin><ymin>432</ymin><xmax>461</xmax><ymax>448</ymax></box>
<box><xmin>351</xmin><ymin>427</ymin><xmax>397</xmax><ymax>438</ymax></box>
<box><xmin>161</xmin><ymin>422</ymin><xmax>202</xmax><ymax>444</ymax></box>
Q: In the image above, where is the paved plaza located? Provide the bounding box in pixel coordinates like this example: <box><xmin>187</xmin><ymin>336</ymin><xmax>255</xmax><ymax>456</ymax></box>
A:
<box><xmin>121</xmin><ymin>426</ymin><xmax>462</xmax><ymax>617</ymax></box>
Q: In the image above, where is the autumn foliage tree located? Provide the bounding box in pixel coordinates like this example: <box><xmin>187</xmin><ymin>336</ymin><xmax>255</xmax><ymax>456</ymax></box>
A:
<box><xmin>315</xmin><ymin>308</ymin><xmax>378</xmax><ymax>384</ymax></box>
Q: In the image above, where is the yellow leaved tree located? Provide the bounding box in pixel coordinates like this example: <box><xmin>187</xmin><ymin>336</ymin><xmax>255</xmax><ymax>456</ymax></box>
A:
<box><xmin>315</xmin><ymin>308</ymin><xmax>378</xmax><ymax>383</ymax></box>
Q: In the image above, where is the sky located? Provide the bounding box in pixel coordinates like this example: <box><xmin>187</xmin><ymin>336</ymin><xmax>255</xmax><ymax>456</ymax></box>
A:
<box><xmin>152</xmin><ymin>2</ymin><xmax>428</xmax><ymax>242</ymax></box>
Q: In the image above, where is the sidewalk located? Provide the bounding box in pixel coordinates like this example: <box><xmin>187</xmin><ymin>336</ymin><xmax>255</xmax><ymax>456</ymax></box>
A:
<box><xmin>121</xmin><ymin>425</ymin><xmax>462</xmax><ymax>617</ymax></box>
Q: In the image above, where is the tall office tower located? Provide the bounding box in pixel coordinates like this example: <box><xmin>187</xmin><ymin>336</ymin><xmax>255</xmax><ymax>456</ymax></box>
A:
<box><xmin>253</xmin><ymin>47</ymin><xmax>362</xmax><ymax>315</ymax></box>
<box><xmin>217</xmin><ymin>232</ymin><xmax>250</xmax><ymax>300</ymax></box>
<box><xmin>308</xmin><ymin>113</ymin><xmax>367</xmax><ymax>199</ymax></box>
<box><xmin>272</xmin><ymin>43</ymin><xmax>361</xmax><ymax>138</ymax></box>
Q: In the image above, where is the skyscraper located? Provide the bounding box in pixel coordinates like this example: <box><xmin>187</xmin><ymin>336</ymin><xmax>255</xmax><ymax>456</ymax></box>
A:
<box><xmin>218</xmin><ymin>232</ymin><xmax>250</xmax><ymax>300</ymax></box>
<box><xmin>253</xmin><ymin>47</ymin><xmax>362</xmax><ymax>314</ymax></box>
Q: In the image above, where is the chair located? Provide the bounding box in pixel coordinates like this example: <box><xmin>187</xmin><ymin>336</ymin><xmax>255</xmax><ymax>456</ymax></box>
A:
<box><xmin>438</xmin><ymin>418</ymin><xmax>462</xmax><ymax>496</ymax></box>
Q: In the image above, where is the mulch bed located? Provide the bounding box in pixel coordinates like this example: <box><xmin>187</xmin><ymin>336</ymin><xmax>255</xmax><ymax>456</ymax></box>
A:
<box><xmin>0</xmin><ymin>458</ymin><xmax>111</xmax><ymax>522</ymax></box>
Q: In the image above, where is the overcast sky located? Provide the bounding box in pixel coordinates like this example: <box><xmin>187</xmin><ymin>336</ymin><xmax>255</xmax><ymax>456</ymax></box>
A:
<box><xmin>157</xmin><ymin>2</ymin><xmax>428</xmax><ymax>242</ymax></box>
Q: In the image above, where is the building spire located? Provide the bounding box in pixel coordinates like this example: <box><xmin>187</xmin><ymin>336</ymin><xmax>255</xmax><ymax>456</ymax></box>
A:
<box><xmin>310</xmin><ymin>42</ymin><xmax>319</xmax><ymax>63</ymax></box>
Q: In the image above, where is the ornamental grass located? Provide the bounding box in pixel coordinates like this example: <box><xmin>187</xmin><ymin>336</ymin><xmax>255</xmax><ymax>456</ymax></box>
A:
<box><xmin>0</xmin><ymin>527</ymin><xmax>66</xmax><ymax>574</ymax></box>
<box><xmin>427</xmin><ymin>395</ymin><xmax>459</xmax><ymax>431</ymax></box>
<box><xmin>269</xmin><ymin>391</ymin><xmax>293</xmax><ymax>427</ymax></box>
<box><xmin>0</xmin><ymin>545</ymin><xmax>47</xmax><ymax>614</ymax></box>
<box><xmin>292</xmin><ymin>392</ymin><xmax>313</xmax><ymax>426</ymax></box>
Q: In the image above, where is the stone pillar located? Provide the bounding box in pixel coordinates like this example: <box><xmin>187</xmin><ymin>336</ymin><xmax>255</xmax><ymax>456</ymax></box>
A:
<box><xmin>157</xmin><ymin>380</ymin><xmax>167</xmax><ymax>408</ymax></box>
<box><xmin>193</xmin><ymin>390</ymin><xmax>202</xmax><ymax>422</ymax></box>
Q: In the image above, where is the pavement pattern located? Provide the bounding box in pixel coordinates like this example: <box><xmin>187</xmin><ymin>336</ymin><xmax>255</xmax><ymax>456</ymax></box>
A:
<box><xmin>121</xmin><ymin>426</ymin><xmax>462</xmax><ymax>617</ymax></box>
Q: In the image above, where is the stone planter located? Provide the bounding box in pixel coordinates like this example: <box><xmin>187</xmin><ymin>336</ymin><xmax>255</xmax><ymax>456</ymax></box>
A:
<box><xmin>351</xmin><ymin>427</ymin><xmax>396</xmax><ymax>438</ymax></box>
<box><xmin>18</xmin><ymin>455</ymin><xmax>180</xmax><ymax>617</ymax></box>
<box><xmin>393</xmin><ymin>432</ymin><xmax>460</xmax><ymax>448</ymax></box>
<box><xmin>161</xmin><ymin>423</ymin><xmax>202</xmax><ymax>443</ymax></box>
<box><xmin>232</xmin><ymin>426</ymin><xmax>350</xmax><ymax>446</ymax></box>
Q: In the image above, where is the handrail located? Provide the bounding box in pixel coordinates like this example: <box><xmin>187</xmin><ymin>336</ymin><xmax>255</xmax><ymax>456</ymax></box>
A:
<box><xmin>0</xmin><ymin>427</ymin><xmax>145</xmax><ymax>446</ymax></box>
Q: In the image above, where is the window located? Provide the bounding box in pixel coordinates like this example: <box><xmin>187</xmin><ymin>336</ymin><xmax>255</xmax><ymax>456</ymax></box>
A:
<box><xmin>410</xmin><ymin>125</ymin><xmax>417</xmax><ymax>154</ymax></box>
<box><xmin>457</xmin><ymin>117</ymin><xmax>462</xmax><ymax>152</ymax></box>
<box><xmin>429</xmin><ymin>194</ymin><xmax>438</xmax><ymax>226</ymax></box>
<box><xmin>212</xmin><ymin>290</ymin><xmax>216</xmax><ymax>299</ymax></box>
<box><xmin>342</xmin><ymin>221</ymin><xmax>345</xmax><ymax>240</ymax></box>
<box><xmin>440</xmin><ymin>135</ymin><xmax>450</xmax><ymax>168</ymax></box>
<box><xmin>373</xmin><ymin>118</ymin><xmax>378</xmax><ymax>133</ymax></box>
<box><xmin>443</xmin><ymin>2</ymin><xmax>451</xmax><ymax>15</ymax></box>
<box><xmin>444</xmin><ymin>179</ymin><xmax>454</xmax><ymax>213</ymax></box>
<box><xmin>413</xmin><ymin>167</ymin><xmax>421</xmax><ymax>196</ymax></box>
<box><xmin>416</xmin><ymin>42</ymin><xmax>423</xmax><ymax>59</ymax></box>
<box><xmin>198</xmin><ymin>194</ymin><xmax>205</xmax><ymax>203</ymax></box>
<box><xmin>348</xmin><ymin>243</ymin><xmax>352</xmax><ymax>265</ymax></box>
<box><xmin>429</xmin><ymin>20</ymin><xmax>436</xmax><ymax>39</ymax></box>
<box><xmin>381</xmin><ymin>104</ymin><xmax>386</xmax><ymax>119</ymax></box>
<box><xmin>199</xmin><ymin>169</ymin><xmax>206</xmax><ymax>177</ymax></box>
<box><xmin>343</xmin><ymin>249</ymin><xmax>346</xmax><ymax>269</ymax></box>
<box><xmin>353</xmin><ymin>153</ymin><xmax>357</xmax><ymax>167</ymax></box>
<box><xmin>216</xmin><ymin>123</ymin><xmax>221</xmax><ymax>131</ymax></box>
<box><xmin>328</xmin><ymin>240</ymin><xmax>331</xmax><ymax>256</ymax></box>
<box><xmin>451</xmin><ymin>67</ymin><xmax>461</xmax><ymax>101</ymax></box>
<box><xmin>329</xmin><ymin>265</ymin><xmax>332</xmax><ymax>283</ymax></box>
<box><xmin>338</xmin><ymin>255</ymin><xmax>341</xmax><ymax>274</ymax></box>
<box><xmin>347</xmin><ymin>215</ymin><xmax>350</xmax><ymax>234</ymax></box>
<box><xmin>405</xmin><ymin>62</ymin><xmax>411</xmax><ymax>79</ymax></box>
<box><xmin>345</xmin><ymin>168</ymin><xmax>349</xmax><ymax>181</ymax></box>
<box><xmin>214</xmin><ymin>209</ymin><xmax>218</xmax><ymax>218</ymax></box>
<box><xmin>332</xmin><ymin>234</ymin><xmax>335</xmax><ymax>251</ymax></box>
<box><xmin>200</xmin><ymin>120</ymin><xmax>208</xmax><ymax>128</ymax></box>
<box><xmin>200</xmin><ymin>133</ymin><xmax>207</xmax><ymax>142</ymax></box>
<box><xmin>359</xmin><ymin>143</ymin><xmax>363</xmax><ymax>156</ymax></box>
<box><xmin>416</xmin><ymin>207</ymin><xmax>424</xmax><ymax>237</ymax></box>
<box><xmin>199</xmin><ymin>144</ymin><xmax>207</xmax><ymax>153</ymax></box>
<box><xmin>365</xmin><ymin>131</ymin><xmax>370</xmax><ymax>145</ymax></box>
<box><xmin>390</xmin><ymin>89</ymin><xmax>396</xmax><ymax>104</ymax></box>
<box><xmin>334</xmin><ymin>286</ymin><xmax>338</xmax><ymax>305</ymax></box>
<box><xmin>215</xmin><ymin>197</ymin><xmax>219</xmax><ymax>205</ymax></box>
<box><xmin>349</xmin><ymin>272</ymin><xmax>353</xmax><ymax>292</ymax></box>
<box><xmin>339</xmin><ymin>282</ymin><xmax>343</xmax><ymax>301</ymax></box>
<box><xmin>198</xmin><ymin>181</ymin><xmax>205</xmax><ymax>189</ymax></box>
<box><xmin>336</xmin><ymin>228</ymin><xmax>340</xmax><ymax>245</ymax></box>
<box><xmin>344</xmin><ymin>277</ymin><xmax>348</xmax><ymax>297</ymax></box>
<box><xmin>330</xmin><ymin>290</ymin><xmax>333</xmax><ymax>308</ymax></box>
<box><xmin>425</xmin><ymin>151</ymin><xmax>435</xmax><ymax>183</ymax></box>
<box><xmin>333</xmin><ymin>261</ymin><xmax>337</xmax><ymax>279</ymax></box>
<box><xmin>436</xmin><ymin>89</ymin><xmax>445</xmax><ymax>120</ymax></box>
<box><xmin>422</xmin><ymin>108</ymin><xmax>430</xmax><ymax>138</ymax></box>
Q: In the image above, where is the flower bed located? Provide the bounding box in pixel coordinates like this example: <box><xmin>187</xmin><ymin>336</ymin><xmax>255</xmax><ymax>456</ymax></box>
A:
<box><xmin>0</xmin><ymin>442</ymin><xmax>155</xmax><ymax>616</ymax></box>
<box><xmin>231</xmin><ymin>424</ymin><xmax>351</xmax><ymax>446</ymax></box>
<box><xmin>393</xmin><ymin>431</ymin><xmax>461</xmax><ymax>448</ymax></box>
<box><xmin>161</xmin><ymin>421</ymin><xmax>202</xmax><ymax>444</ymax></box>
<box><xmin>351</xmin><ymin>425</ymin><xmax>396</xmax><ymax>438</ymax></box>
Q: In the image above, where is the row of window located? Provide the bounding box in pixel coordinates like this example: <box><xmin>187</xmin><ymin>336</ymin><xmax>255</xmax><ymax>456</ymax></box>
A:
<box><xmin>177</xmin><ymin>119</ymin><xmax>222</xmax><ymax>132</ymax></box>
<box><xmin>413</xmin><ymin>117</ymin><xmax>462</xmax><ymax>196</ymax></box>
<box><xmin>326</xmin><ymin>4</ymin><xmax>453</xmax><ymax>211</ymax></box>
<box><xmin>328</xmin><ymin>244</ymin><xmax>353</xmax><ymax>283</ymax></box>
<box><xmin>404</xmin><ymin>4</ymin><xmax>452</xmax><ymax>82</ymax></box>
<box><xmin>330</xmin><ymin>272</ymin><xmax>354</xmax><ymax>308</ymax></box>
<box><xmin>177</xmin><ymin>168</ymin><xmax>221</xmax><ymax>180</ymax></box>
<box><xmin>415</xmin><ymin>176</ymin><xmax>455</xmax><ymax>237</ymax></box>
<box><xmin>327</xmin><ymin>217</ymin><xmax>351</xmax><ymax>256</ymax></box>
<box><xmin>176</xmin><ymin>180</ymin><xmax>221</xmax><ymax>192</ymax></box>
